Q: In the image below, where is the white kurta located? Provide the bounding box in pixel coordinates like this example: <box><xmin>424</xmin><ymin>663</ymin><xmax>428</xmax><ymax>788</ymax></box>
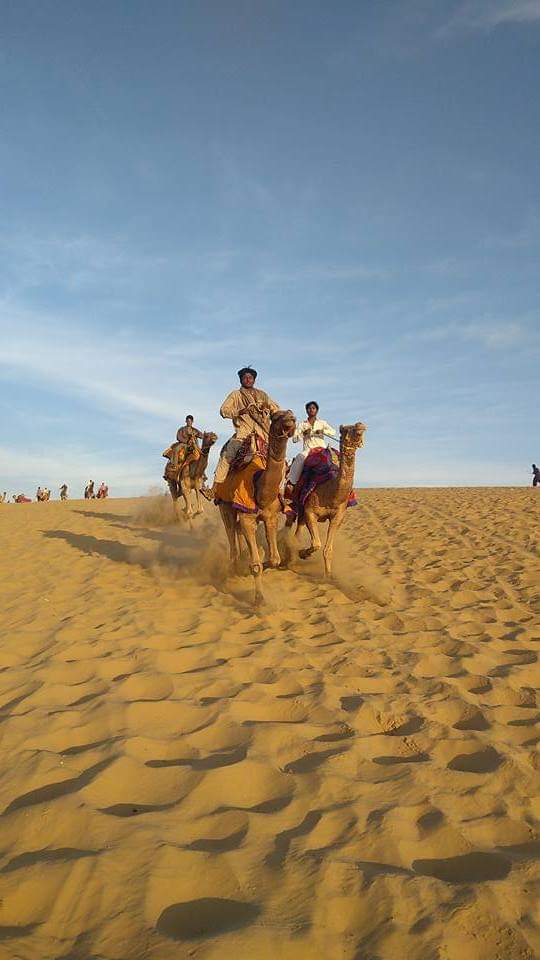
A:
<box><xmin>289</xmin><ymin>418</ymin><xmax>337</xmax><ymax>484</ymax></box>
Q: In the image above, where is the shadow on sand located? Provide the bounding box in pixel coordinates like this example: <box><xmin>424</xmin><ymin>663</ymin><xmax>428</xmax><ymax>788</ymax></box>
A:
<box><xmin>43</xmin><ymin>528</ymin><xmax>208</xmax><ymax>574</ymax></box>
<box><xmin>73</xmin><ymin>509</ymin><xmax>129</xmax><ymax>523</ymax></box>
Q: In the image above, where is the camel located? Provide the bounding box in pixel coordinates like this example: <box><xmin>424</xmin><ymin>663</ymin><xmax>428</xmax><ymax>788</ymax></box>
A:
<box><xmin>218</xmin><ymin>410</ymin><xmax>296</xmax><ymax>602</ymax></box>
<box><xmin>168</xmin><ymin>431</ymin><xmax>218</xmax><ymax>520</ymax></box>
<box><xmin>288</xmin><ymin>422</ymin><xmax>366</xmax><ymax>578</ymax></box>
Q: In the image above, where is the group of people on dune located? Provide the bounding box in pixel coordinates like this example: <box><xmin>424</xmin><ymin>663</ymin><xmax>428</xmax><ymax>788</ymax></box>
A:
<box><xmin>84</xmin><ymin>481</ymin><xmax>109</xmax><ymax>500</ymax></box>
<box><xmin>164</xmin><ymin>366</ymin><xmax>540</xmax><ymax>501</ymax></box>
<box><xmin>0</xmin><ymin>481</ymin><xmax>109</xmax><ymax>503</ymax></box>
<box><xmin>164</xmin><ymin>366</ymin><xmax>338</xmax><ymax>504</ymax></box>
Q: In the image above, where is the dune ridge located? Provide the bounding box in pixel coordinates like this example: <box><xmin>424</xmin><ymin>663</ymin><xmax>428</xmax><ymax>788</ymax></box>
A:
<box><xmin>0</xmin><ymin>488</ymin><xmax>538</xmax><ymax>959</ymax></box>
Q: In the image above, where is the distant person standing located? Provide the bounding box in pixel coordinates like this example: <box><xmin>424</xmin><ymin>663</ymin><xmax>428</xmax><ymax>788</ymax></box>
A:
<box><xmin>533</xmin><ymin>464</ymin><xmax>540</xmax><ymax>487</ymax></box>
<box><xmin>60</xmin><ymin>483</ymin><xmax>68</xmax><ymax>501</ymax></box>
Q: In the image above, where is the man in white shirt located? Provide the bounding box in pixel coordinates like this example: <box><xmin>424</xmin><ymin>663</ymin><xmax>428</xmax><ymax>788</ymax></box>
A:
<box><xmin>286</xmin><ymin>401</ymin><xmax>337</xmax><ymax>495</ymax></box>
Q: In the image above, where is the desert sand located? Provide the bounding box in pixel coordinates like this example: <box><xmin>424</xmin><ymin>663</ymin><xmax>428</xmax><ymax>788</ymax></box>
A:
<box><xmin>0</xmin><ymin>488</ymin><xmax>538</xmax><ymax>960</ymax></box>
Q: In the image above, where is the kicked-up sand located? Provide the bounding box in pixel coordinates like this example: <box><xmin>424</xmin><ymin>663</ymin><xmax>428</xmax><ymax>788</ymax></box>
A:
<box><xmin>0</xmin><ymin>488</ymin><xmax>538</xmax><ymax>960</ymax></box>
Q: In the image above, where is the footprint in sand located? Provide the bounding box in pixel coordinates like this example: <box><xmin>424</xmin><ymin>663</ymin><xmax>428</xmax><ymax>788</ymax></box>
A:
<box><xmin>447</xmin><ymin>745</ymin><xmax>503</xmax><ymax>773</ymax></box>
<box><xmin>282</xmin><ymin>745</ymin><xmax>349</xmax><ymax>774</ymax></box>
<box><xmin>2</xmin><ymin>756</ymin><xmax>114</xmax><ymax>815</ymax></box>
<box><xmin>113</xmin><ymin>672</ymin><xmax>174</xmax><ymax>701</ymax></box>
<box><xmin>81</xmin><ymin>756</ymin><xmax>200</xmax><ymax>815</ymax></box>
<box><xmin>125</xmin><ymin>700</ymin><xmax>215</xmax><ymax>738</ymax></box>
<box><xmin>412</xmin><ymin>850</ymin><xmax>511</xmax><ymax>883</ymax></box>
<box><xmin>146</xmin><ymin>846</ymin><xmax>261</xmax><ymax>940</ymax></box>
<box><xmin>182</xmin><ymin>811</ymin><xmax>249</xmax><ymax>852</ymax></box>
<box><xmin>156</xmin><ymin>898</ymin><xmax>260</xmax><ymax>940</ymax></box>
<box><xmin>186</xmin><ymin>760</ymin><xmax>294</xmax><ymax>815</ymax></box>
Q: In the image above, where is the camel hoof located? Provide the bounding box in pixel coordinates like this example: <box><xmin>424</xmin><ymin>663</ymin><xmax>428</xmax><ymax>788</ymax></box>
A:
<box><xmin>299</xmin><ymin>548</ymin><xmax>314</xmax><ymax>560</ymax></box>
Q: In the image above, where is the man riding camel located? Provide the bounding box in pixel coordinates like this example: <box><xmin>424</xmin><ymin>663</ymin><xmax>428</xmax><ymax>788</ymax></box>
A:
<box><xmin>162</xmin><ymin>415</ymin><xmax>205</xmax><ymax>478</ymax></box>
<box><xmin>203</xmin><ymin>366</ymin><xmax>281</xmax><ymax>500</ymax></box>
<box><xmin>285</xmin><ymin>401</ymin><xmax>337</xmax><ymax>499</ymax></box>
<box><xmin>176</xmin><ymin>415</ymin><xmax>204</xmax><ymax>451</ymax></box>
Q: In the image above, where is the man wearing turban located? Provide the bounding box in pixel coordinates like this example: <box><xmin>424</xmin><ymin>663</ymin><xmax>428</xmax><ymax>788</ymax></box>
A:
<box><xmin>203</xmin><ymin>367</ymin><xmax>281</xmax><ymax>499</ymax></box>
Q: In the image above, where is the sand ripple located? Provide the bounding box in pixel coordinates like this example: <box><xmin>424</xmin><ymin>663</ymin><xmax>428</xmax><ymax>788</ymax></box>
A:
<box><xmin>0</xmin><ymin>489</ymin><xmax>538</xmax><ymax>959</ymax></box>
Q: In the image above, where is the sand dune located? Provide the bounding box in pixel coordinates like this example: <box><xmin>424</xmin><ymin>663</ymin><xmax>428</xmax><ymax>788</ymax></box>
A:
<box><xmin>0</xmin><ymin>488</ymin><xmax>538</xmax><ymax>959</ymax></box>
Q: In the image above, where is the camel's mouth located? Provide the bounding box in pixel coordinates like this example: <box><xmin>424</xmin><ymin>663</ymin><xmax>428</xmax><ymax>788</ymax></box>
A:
<box><xmin>340</xmin><ymin>422</ymin><xmax>367</xmax><ymax>448</ymax></box>
<box><xmin>271</xmin><ymin>410</ymin><xmax>296</xmax><ymax>437</ymax></box>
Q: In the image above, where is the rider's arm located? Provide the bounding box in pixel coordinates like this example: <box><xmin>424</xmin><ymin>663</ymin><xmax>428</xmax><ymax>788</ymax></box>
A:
<box><xmin>292</xmin><ymin>421</ymin><xmax>306</xmax><ymax>443</ymax></box>
<box><xmin>321</xmin><ymin>421</ymin><xmax>337</xmax><ymax>438</ymax></box>
<box><xmin>220</xmin><ymin>391</ymin><xmax>240</xmax><ymax>420</ymax></box>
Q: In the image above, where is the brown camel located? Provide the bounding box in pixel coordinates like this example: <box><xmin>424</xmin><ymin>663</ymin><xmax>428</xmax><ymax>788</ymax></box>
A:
<box><xmin>168</xmin><ymin>432</ymin><xmax>218</xmax><ymax>520</ymax></box>
<box><xmin>218</xmin><ymin>410</ymin><xmax>296</xmax><ymax>602</ymax></box>
<box><xmin>289</xmin><ymin>422</ymin><xmax>366</xmax><ymax>578</ymax></box>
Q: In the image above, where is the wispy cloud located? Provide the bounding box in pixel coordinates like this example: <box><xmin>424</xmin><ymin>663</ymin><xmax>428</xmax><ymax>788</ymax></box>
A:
<box><xmin>438</xmin><ymin>0</ymin><xmax>540</xmax><ymax>35</ymax></box>
<box><xmin>417</xmin><ymin>317</ymin><xmax>537</xmax><ymax>349</ymax></box>
<box><xmin>481</xmin><ymin>208</ymin><xmax>540</xmax><ymax>250</ymax></box>
<box><xmin>0</xmin><ymin>442</ymin><xmax>156</xmax><ymax>495</ymax></box>
<box><xmin>0</xmin><ymin>303</ymin><xmax>229</xmax><ymax>431</ymax></box>
<box><xmin>260</xmin><ymin>263</ymin><xmax>391</xmax><ymax>286</ymax></box>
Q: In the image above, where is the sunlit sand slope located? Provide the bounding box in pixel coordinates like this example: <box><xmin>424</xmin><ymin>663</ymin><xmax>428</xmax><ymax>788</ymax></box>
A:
<box><xmin>0</xmin><ymin>488</ymin><xmax>538</xmax><ymax>960</ymax></box>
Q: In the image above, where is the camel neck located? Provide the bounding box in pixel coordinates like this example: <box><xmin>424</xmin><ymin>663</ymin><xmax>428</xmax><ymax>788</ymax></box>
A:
<box><xmin>335</xmin><ymin>435</ymin><xmax>356</xmax><ymax>501</ymax></box>
<box><xmin>193</xmin><ymin>441</ymin><xmax>211</xmax><ymax>478</ymax></box>
<box><xmin>257</xmin><ymin>430</ymin><xmax>288</xmax><ymax>508</ymax></box>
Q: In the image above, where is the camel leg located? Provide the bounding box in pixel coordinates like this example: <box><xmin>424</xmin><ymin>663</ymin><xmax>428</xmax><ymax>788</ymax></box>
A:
<box><xmin>238</xmin><ymin>513</ymin><xmax>264</xmax><ymax>603</ymax></box>
<box><xmin>323</xmin><ymin>510</ymin><xmax>344</xmax><ymax>578</ymax></box>
<box><xmin>219</xmin><ymin>504</ymin><xmax>240</xmax><ymax>569</ymax></box>
<box><xmin>283</xmin><ymin>516</ymin><xmax>299</xmax><ymax>564</ymax></box>
<box><xmin>300</xmin><ymin>509</ymin><xmax>322</xmax><ymax>560</ymax></box>
<box><xmin>168</xmin><ymin>482</ymin><xmax>182</xmax><ymax>523</ymax></box>
<box><xmin>180</xmin><ymin>478</ymin><xmax>193</xmax><ymax>519</ymax></box>
<box><xmin>193</xmin><ymin>483</ymin><xmax>204</xmax><ymax>516</ymax></box>
<box><xmin>263</xmin><ymin>514</ymin><xmax>280</xmax><ymax>568</ymax></box>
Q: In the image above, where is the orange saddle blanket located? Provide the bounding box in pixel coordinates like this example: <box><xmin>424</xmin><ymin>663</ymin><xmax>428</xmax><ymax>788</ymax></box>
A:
<box><xmin>215</xmin><ymin>455</ymin><xmax>266</xmax><ymax>513</ymax></box>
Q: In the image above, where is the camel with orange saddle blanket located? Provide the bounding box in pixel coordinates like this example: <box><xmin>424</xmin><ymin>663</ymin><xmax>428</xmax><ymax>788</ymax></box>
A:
<box><xmin>163</xmin><ymin>426</ymin><xmax>217</xmax><ymax>521</ymax></box>
<box><xmin>216</xmin><ymin>408</ymin><xmax>296</xmax><ymax>603</ymax></box>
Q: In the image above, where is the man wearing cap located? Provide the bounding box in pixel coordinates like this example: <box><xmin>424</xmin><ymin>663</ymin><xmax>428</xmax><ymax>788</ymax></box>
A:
<box><xmin>203</xmin><ymin>366</ymin><xmax>281</xmax><ymax>498</ymax></box>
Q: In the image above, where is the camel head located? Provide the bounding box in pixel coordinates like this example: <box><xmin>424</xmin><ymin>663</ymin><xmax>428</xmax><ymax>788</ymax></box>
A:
<box><xmin>340</xmin><ymin>421</ymin><xmax>367</xmax><ymax>451</ymax></box>
<box><xmin>270</xmin><ymin>409</ymin><xmax>296</xmax><ymax>439</ymax></box>
<box><xmin>202</xmin><ymin>431</ymin><xmax>218</xmax><ymax>450</ymax></box>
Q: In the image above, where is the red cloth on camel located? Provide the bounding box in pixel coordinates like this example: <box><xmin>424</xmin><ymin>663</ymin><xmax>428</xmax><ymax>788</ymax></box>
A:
<box><xmin>286</xmin><ymin>447</ymin><xmax>357</xmax><ymax>522</ymax></box>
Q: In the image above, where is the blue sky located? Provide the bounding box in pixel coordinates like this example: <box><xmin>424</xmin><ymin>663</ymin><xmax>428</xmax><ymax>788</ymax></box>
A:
<box><xmin>1</xmin><ymin>0</ymin><xmax>539</xmax><ymax>495</ymax></box>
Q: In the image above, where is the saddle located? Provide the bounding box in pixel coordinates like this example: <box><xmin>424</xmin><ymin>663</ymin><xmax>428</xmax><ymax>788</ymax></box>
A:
<box><xmin>229</xmin><ymin>433</ymin><xmax>268</xmax><ymax>473</ymax></box>
<box><xmin>286</xmin><ymin>447</ymin><xmax>357</xmax><ymax>522</ymax></box>
<box><xmin>163</xmin><ymin>439</ymin><xmax>200</xmax><ymax>483</ymax></box>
